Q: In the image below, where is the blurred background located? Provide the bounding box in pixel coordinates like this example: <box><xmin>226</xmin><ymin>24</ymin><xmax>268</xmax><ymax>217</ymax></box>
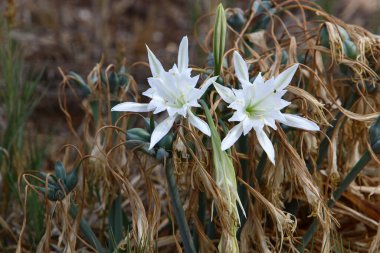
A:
<box><xmin>0</xmin><ymin>0</ymin><xmax>379</xmax><ymax>160</ymax></box>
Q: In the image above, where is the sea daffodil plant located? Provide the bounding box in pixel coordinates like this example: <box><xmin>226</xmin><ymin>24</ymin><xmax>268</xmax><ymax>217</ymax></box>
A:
<box><xmin>111</xmin><ymin>36</ymin><xmax>217</xmax><ymax>149</ymax></box>
<box><xmin>213</xmin><ymin>51</ymin><xmax>320</xmax><ymax>164</ymax></box>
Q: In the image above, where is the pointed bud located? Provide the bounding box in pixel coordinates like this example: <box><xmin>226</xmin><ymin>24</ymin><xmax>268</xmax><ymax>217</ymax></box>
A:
<box><xmin>54</xmin><ymin>161</ymin><xmax>66</xmax><ymax>181</ymax></box>
<box><xmin>127</xmin><ymin>128</ymin><xmax>151</xmax><ymax>142</ymax></box>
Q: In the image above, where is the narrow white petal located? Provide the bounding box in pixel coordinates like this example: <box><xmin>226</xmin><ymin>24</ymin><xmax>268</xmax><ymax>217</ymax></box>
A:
<box><xmin>188</xmin><ymin>110</ymin><xmax>211</xmax><ymax>136</ymax></box>
<box><xmin>242</xmin><ymin>119</ymin><xmax>255</xmax><ymax>135</ymax></box>
<box><xmin>146</xmin><ymin>45</ymin><xmax>165</xmax><ymax>77</ymax></box>
<box><xmin>178</xmin><ymin>36</ymin><xmax>189</xmax><ymax>73</ymax></box>
<box><xmin>142</xmin><ymin>87</ymin><xmax>155</xmax><ymax>98</ymax></box>
<box><xmin>167</xmin><ymin>107</ymin><xmax>180</xmax><ymax>118</ymax></box>
<box><xmin>241</xmin><ymin>80</ymin><xmax>254</xmax><ymax>89</ymax></box>
<box><xmin>255</xmin><ymin>127</ymin><xmax>275</xmax><ymax>165</ymax></box>
<box><xmin>213</xmin><ymin>81</ymin><xmax>236</xmax><ymax>104</ymax></box>
<box><xmin>252</xmin><ymin>72</ymin><xmax>265</xmax><ymax>85</ymax></box>
<box><xmin>111</xmin><ymin>102</ymin><xmax>151</xmax><ymax>112</ymax></box>
<box><xmin>228</xmin><ymin>111</ymin><xmax>246</xmax><ymax>122</ymax></box>
<box><xmin>282</xmin><ymin>114</ymin><xmax>320</xmax><ymax>131</ymax></box>
<box><xmin>233</xmin><ymin>51</ymin><xmax>249</xmax><ymax>82</ymax></box>
<box><xmin>273</xmin><ymin>64</ymin><xmax>299</xmax><ymax>91</ymax></box>
<box><xmin>152</xmin><ymin>103</ymin><xmax>167</xmax><ymax>114</ymax></box>
<box><xmin>148</xmin><ymin>77</ymin><xmax>176</xmax><ymax>101</ymax></box>
<box><xmin>221</xmin><ymin>122</ymin><xmax>244</xmax><ymax>150</ymax></box>
<box><xmin>198</xmin><ymin>76</ymin><xmax>218</xmax><ymax>96</ymax></box>
<box><xmin>149</xmin><ymin>116</ymin><xmax>176</xmax><ymax>149</ymax></box>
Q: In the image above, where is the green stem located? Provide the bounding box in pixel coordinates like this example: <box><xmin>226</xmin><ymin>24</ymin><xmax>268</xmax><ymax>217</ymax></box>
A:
<box><xmin>165</xmin><ymin>158</ymin><xmax>196</xmax><ymax>253</ymax></box>
<box><xmin>300</xmin><ymin>150</ymin><xmax>372</xmax><ymax>250</ymax></box>
<box><xmin>69</xmin><ymin>201</ymin><xmax>105</xmax><ymax>253</ymax></box>
<box><xmin>237</xmin><ymin>135</ymin><xmax>248</xmax><ymax>238</ymax></box>
<box><xmin>194</xmin><ymin>191</ymin><xmax>206</xmax><ymax>251</ymax></box>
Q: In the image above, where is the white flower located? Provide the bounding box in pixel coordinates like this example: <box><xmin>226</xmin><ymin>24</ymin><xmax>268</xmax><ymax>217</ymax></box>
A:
<box><xmin>213</xmin><ymin>51</ymin><xmax>320</xmax><ymax>164</ymax></box>
<box><xmin>111</xmin><ymin>36</ymin><xmax>217</xmax><ymax>149</ymax></box>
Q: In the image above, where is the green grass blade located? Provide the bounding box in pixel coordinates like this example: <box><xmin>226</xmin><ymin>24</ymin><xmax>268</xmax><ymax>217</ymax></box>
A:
<box><xmin>108</xmin><ymin>194</ymin><xmax>123</xmax><ymax>252</ymax></box>
<box><xmin>69</xmin><ymin>201</ymin><xmax>105</xmax><ymax>253</ymax></box>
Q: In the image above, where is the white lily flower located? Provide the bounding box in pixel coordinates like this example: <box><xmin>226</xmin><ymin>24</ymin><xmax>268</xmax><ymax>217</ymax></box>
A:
<box><xmin>214</xmin><ymin>51</ymin><xmax>320</xmax><ymax>164</ymax></box>
<box><xmin>112</xmin><ymin>36</ymin><xmax>217</xmax><ymax>149</ymax></box>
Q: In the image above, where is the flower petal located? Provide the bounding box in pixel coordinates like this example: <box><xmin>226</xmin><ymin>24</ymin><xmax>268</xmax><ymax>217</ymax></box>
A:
<box><xmin>242</xmin><ymin>119</ymin><xmax>255</xmax><ymax>135</ymax></box>
<box><xmin>149</xmin><ymin>116</ymin><xmax>176</xmax><ymax>149</ymax></box>
<box><xmin>252</xmin><ymin>72</ymin><xmax>265</xmax><ymax>85</ymax></box>
<box><xmin>241</xmin><ymin>80</ymin><xmax>254</xmax><ymax>89</ymax></box>
<box><xmin>281</xmin><ymin>113</ymin><xmax>320</xmax><ymax>131</ymax></box>
<box><xmin>146</xmin><ymin>45</ymin><xmax>165</xmax><ymax>77</ymax></box>
<box><xmin>188</xmin><ymin>110</ymin><xmax>211</xmax><ymax>136</ymax></box>
<box><xmin>111</xmin><ymin>102</ymin><xmax>151</xmax><ymax>112</ymax></box>
<box><xmin>255</xmin><ymin>127</ymin><xmax>275</xmax><ymax>165</ymax></box>
<box><xmin>233</xmin><ymin>51</ymin><xmax>249</xmax><ymax>83</ymax></box>
<box><xmin>198</xmin><ymin>76</ymin><xmax>218</xmax><ymax>96</ymax></box>
<box><xmin>221</xmin><ymin>122</ymin><xmax>244</xmax><ymax>150</ymax></box>
<box><xmin>273</xmin><ymin>64</ymin><xmax>299</xmax><ymax>91</ymax></box>
<box><xmin>148</xmin><ymin>77</ymin><xmax>176</xmax><ymax>101</ymax></box>
<box><xmin>213</xmin><ymin>81</ymin><xmax>236</xmax><ymax>104</ymax></box>
<box><xmin>228</xmin><ymin>111</ymin><xmax>246</xmax><ymax>122</ymax></box>
<box><xmin>177</xmin><ymin>36</ymin><xmax>189</xmax><ymax>73</ymax></box>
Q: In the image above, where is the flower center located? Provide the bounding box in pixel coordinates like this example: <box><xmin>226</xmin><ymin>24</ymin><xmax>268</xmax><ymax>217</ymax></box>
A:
<box><xmin>174</xmin><ymin>94</ymin><xmax>186</xmax><ymax>107</ymax></box>
<box><xmin>245</xmin><ymin>104</ymin><xmax>256</xmax><ymax>117</ymax></box>
<box><xmin>245</xmin><ymin>103</ymin><xmax>264</xmax><ymax>119</ymax></box>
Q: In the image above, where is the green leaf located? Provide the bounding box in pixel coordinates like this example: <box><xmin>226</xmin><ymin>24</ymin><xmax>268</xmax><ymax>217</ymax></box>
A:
<box><xmin>213</xmin><ymin>3</ymin><xmax>227</xmax><ymax>76</ymax></box>
<box><xmin>108</xmin><ymin>194</ymin><xmax>123</xmax><ymax>252</ymax></box>
<box><xmin>70</xmin><ymin>201</ymin><xmax>105</xmax><ymax>253</ymax></box>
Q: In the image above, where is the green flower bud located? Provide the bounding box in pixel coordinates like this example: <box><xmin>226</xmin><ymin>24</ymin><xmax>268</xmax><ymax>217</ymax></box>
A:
<box><xmin>343</xmin><ymin>40</ymin><xmax>358</xmax><ymax>60</ymax></box>
<box><xmin>337</xmin><ymin>25</ymin><xmax>350</xmax><ymax>41</ymax></box>
<box><xmin>65</xmin><ymin>166</ymin><xmax>79</xmax><ymax>192</ymax></box>
<box><xmin>157</xmin><ymin>133</ymin><xmax>174</xmax><ymax>150</ymax></box>
<box><xmin>126</xmin><ymin>128</ymin><xmax>151</xmax><ymax>142</ymax></box>
<box><xmin>67</xmin><ymin>71</ymin><xmax>91</xmax><ymax>98</ymax></box>
<box><xmin>125</xmin><ymin>140</ymin><xmax>155</xmax><ymax>156</ymax></box>
<box><xmin>320</xmin><ymin>26</ymin><xmax>330</xmax><ymax>48</ymax></box>
<box><xmin>156</xmin><ymin>148</ymin><xmax>169</xmax><ymax>161</ymax></box>
<box><xmin>108</xmin><ymin>71</ymin><xmax>119</xmax><ymax>93</ymax></box>
<box><xmin>54</xmin><ymin>161</ymin><xmax>66</xmax><ymax>181</ymax></box>
<box><xmin>227</xmin><ymin>8</ymin><xmax>245</xmax><ymax>32</ymax></box>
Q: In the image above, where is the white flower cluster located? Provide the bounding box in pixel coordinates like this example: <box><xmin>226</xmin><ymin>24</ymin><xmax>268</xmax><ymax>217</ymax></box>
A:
<box><xmin>112</xmin><ymin>36</ymin><xmax>319</xmax><ymax>164</ymax></box>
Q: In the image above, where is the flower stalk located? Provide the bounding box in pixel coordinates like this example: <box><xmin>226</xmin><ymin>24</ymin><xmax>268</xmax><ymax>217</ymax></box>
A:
<box><xmin>165</xmin><ymin>158</ymin><xmax>196</xmax><ymax>253</ymax></box>
<box><xmin>201</xmin><ymin>99</ymin><xmax>242</xmax><ymax>253</ymax></box>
